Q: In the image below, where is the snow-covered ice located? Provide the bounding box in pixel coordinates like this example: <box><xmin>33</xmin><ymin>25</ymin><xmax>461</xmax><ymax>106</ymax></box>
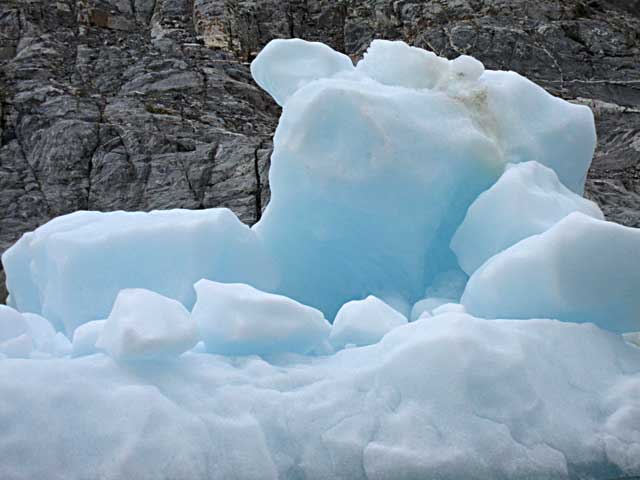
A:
<box><xmin>0</xmin><ymin>38</ymin><xmax>639</xmax><ymax>479</ymax></box>
<box><xmin>1</xmin><ymin>314</ymin><xmax>640</xmax><ymax>479</ymax></box>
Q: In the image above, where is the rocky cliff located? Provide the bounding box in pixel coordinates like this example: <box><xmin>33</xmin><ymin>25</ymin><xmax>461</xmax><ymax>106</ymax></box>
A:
<box><xmin>1</xmin><ymin>0</ymin><xmax>639</xmax><ymax>302</ymax></box>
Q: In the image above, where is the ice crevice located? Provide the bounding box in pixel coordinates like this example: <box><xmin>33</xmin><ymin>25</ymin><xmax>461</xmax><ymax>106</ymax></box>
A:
<box><xmin>0</xmin><ymin>38</ymin><xmax>639</xmax><ymax>480</ymax></box>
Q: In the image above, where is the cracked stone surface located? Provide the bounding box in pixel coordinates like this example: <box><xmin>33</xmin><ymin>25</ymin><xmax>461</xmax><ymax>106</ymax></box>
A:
<box><xmin>1</xmin><ymin>0</ymin><xmax>640</xmax><ymax>303</ymax></box>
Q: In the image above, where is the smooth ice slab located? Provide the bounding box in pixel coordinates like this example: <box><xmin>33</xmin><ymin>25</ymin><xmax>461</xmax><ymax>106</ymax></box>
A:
<box><xmin>96</xmin><ymin>289</ymin><xmax>198</xmax><ymax>361</ymax></box>
<box><xmin>451</xmin><ymin>161</ymin><xmax>604</xmax><ymax>275</ymax></box>
<box><xmin>192</xmin><ymin>280</ymin><xmax>331</xmax><ymax>356</ymax></box>
<box><xmin>329</xmin><ymin>295</ymin><xmax>407</xmax><ymax>349</ymax></box>
<box><xmin>462</xmin><ymin>212</ymin><xmax>640</xmax><ymax>333</ymax></box>
<box><xmin>2</xmin><ymin>208</ymin><xmax>276</xmax><ymax>335</ymax></box>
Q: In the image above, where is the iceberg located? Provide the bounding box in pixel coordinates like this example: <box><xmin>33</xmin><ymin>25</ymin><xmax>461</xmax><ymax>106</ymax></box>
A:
<box><xmin>2</xmin><ymin>208</ymin><xmax>276</xmax><ymax>335</ymax></box>
<box><xmin>252</xmin><ymin>39</ymin><xmax>595</xmax><ymax>318</ymax></box>
<box><xmin>192</xmin><ymin>279</ymin><xmax>330</xmax><ymax>356</ymax></box>
<box><xmin>72</xmin><ymin>319</ymin><xmax>106</xmax><ymax>357</ymax></box>
<box><xmin>451</xmin><ymin>161</ymin><xmax>604</xmax><ymax>275</ymax></box>
<box><xmin>0</xmin><ymin>38</ymin><xmax>639</xmax><ymax>479</ymax></box>
<box><xmin>462</xmin><ymin>212</ymin><xmax>640</xmax><ymax>333</ymax></box>
<box><xmin>96</xmin><ymin>288</ymin><xmax>199</xmax><ymax>361</ymax></box>
<box><xmin>329</xmin><ymin>295</ymin><xmax>407</xmax><ymax>349</ymax></box>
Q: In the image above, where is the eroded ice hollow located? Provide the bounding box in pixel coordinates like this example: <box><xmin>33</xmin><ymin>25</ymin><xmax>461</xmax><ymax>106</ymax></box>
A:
<box><xmin>1</xmin><ymin>39</ymin><xmax>640</xmax><ymax>480</ymax></box>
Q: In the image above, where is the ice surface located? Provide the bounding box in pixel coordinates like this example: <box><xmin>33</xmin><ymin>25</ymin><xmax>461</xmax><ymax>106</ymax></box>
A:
<box><xmin>452</xmin><ymin>161</ymin><xmax>604</xmax><ymax>275</ymax></box>
<box><xmin>2</xmin><ymin>208</ymin><xmax>275</xmax><ymax>335</ymax></box>
<box><xmin>3</xmin><ymin>39</ymin><xmax>596</xmax><ymax>325</ymax></box>
<box><xmin>462</xmin><ymin>212</ymin><xmax>640</xmax><ymax>333</ymax></box>
<box><xmin>252</xmin><ymin>39</ymin><xmax>595</xmax><ymax>318</ymax></box>
<box><xmin>72</xmin><ymin>320</ymin><xmax>105</xmax><ymax>357</ymax></box>
<box><xmin>354</xmin><ymin>39</ymin><xmax>450</xmax><ymax>89</ymax></box>
<box><xmin>0</xmin><ymin>306</ymin><xmax>32</xmax><ymax>358</ymax></box>
<box><xmin>410</xmin><ymin>297</ymin><xmax>450</xmax><ymax>321</ymax></box>
<box><xmin>0</xmin><ymin>38</ymin><xmax>638</xmax><ymax>479</ymax></box>
<box><xmin>0</xmin><ymin>304</ymin><xmax>27</xmax><ymax>343</ymax></box>
<box><xmin>1</xmin><ymin>314</ymin><xmax>639</xmax><ymax>479</ymax></box>
<box><xmin>96</xmin><ymin>289</ymin><xmax>198</xmax><ymax>361</ymax></box>
<box><xmin>329</xmin><ymin>295</ymin><xmax>407</xmax><ymax>349</ymax></box>
<box><xmin>251</xmin><ymin>38</ymin><xmax>354</xmax><ymax>106</ymax></box>
<box><xmin>22</xmin><ymin>312</ymin><xmax>56</xmax><ymax>348</ymax></box>
<box><xmin>193</xmin><ymin>280</ymin><xmax>330</xmax><ymax>356</ymax></box>
<box><xmin>0</xmin><ymin>306</ymin><xmax>70</xmax><ymax>358</ymax></box>
<box><xmin>432</xmin><ymin>302</ymin><xmax>467</xmax><ymax>316</ymax></box>
<box><xmin>624</xmin><ymin>332</ymin><xmax>640</xmax><ymax>348</ymax></box>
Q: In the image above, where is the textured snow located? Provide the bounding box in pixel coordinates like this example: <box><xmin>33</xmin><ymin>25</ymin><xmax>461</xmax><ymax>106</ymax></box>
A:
<box><xmin>329</xmin><ymin>295</ymin><xmax>407</xmax><ymax>349</ymax></box>
<box><xmin>1</xmin><ymin>315</ymin><xmax>639</xmax><ymax>479</ymax></box>
<box><xmin>451</xmin><ymin>161</ymin><xmax>604</xmax><ymax>275</ymax></box>
<box><xmin>96</xmin><ymin>289</ymin><xmax>198</xmax><ymax>361</ymax></box>
<box><xmin>193</xmin><ymin>280</ymin><xmax>330</xmax><ymax>356</ymax></box>
<box><xmin>0</xmin><ymin>38</ymin><xmax>638</xmax><ymax>479</ymax></box>
<box><xmin>462</xmin><ymin>212</ymin><xmax>640</xmax><ymax>333</ymax></box>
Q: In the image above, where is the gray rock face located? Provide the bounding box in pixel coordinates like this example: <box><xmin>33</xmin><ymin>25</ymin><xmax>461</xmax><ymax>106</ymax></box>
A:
<box><xmin>1</xmin><ymin>0</ymin><xmax>639</xmax><ymax>303</ymax></box>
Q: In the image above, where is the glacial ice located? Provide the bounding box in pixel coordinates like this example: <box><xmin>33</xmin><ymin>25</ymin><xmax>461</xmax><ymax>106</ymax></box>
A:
<box><xmin>410</xmin><ymin>297</ymin><xmax>451</xmax><ymax>321</ymax></box>
<box><xmin>72</xmin><ymin>319</ymin><xmax>105</xmax><ymax>357</ymax></box>
<box><xmin>192</xmin><ymin>280</ymin><xmax>330</xmax><ymax>356</ymax></box>
<box><xmin>451</xmin><ymin>161</ymin><xmax>604</xmax><ymax>275</ymax></box>
<box><xmin>329</xmin><ymin>295</ymin><xmax>407</xmax><ymax>349</ymax></box>
<box><xmin>2</xmin><ymin>208</ymin><xmax>275</xmax><ymax>335</ymax></box>
<box><xmin>252</xmin><ymin>38</ymin><xmax>595</xmax><ymax>318</ymax></box>
<box><xmin>96</xmin><ymin>288</ymin><xmax>199</xmax><ymax>361</ymax></box>
<box><xmin>251</xmin><ymin>38</ymin><xmax>354</xmax><ymax>106</ymax></box>
<box><xmin>1</xmin><ymin>314</ymin><xmax>639</xmax><ymax>479</ymax></box>
<box><xmin>462</xmin><ymin>212</ymin><xmax>640</xmax><ymax>333</ymax></box>
<box><xmin>0</xmin><ymin>38</ymin><xmax>639</xmax><ymax>479</ymax></box>
<box><xmin>0</xmin><ymin>304</ymin><xmax>27</xmax><ymax>345</ymax></box>
<box><xmin>0</xmin><ymin>305</ymin><xmax>70</xmax><ymax>358</ymax></box>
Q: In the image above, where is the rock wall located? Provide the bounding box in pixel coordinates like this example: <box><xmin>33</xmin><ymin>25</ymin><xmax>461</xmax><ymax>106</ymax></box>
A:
<box><xmin>1</xmin><ymin>0</ymin><xmax>639</xmax><ymax>302</ymax></box>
